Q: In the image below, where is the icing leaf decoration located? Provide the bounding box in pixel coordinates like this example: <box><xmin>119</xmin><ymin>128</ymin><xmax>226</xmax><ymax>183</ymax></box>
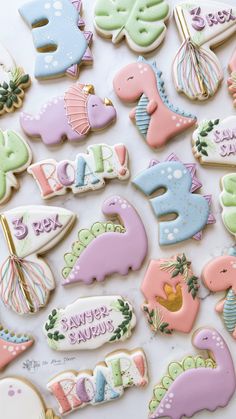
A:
<box><xmin>94</xmin><ymin>0</ymin><xmax>170</xmax><ymax>51</ymax></box>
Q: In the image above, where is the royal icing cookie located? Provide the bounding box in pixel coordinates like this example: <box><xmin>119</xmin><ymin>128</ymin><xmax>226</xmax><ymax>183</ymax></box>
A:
<box><xmin>0</xmin><ymin>130</ymin><xmax>32</xmax><ymax>205</ymax></box>
<box><xmin>149</xmin><ymin>328</ymin><xmax>236</xmax><ymax>418</ymax></box>
<box><xmin>0</xmin><ymin>377</ymin><xmax>59</xmax><ymax>419</ymax></box>
<box><xmin>28</xmin><ymin>144</ymin><xmax>129</xmax><ymax>199</ymax></box>
<box><xmin>228</xmin><ymin>48</ymin><xmax>236</xmax><ymax>105</ymax></box>
<box><xmin>19</xmin><ymin>0</ymin><xmax>93</xmax><ymax>79</ymax></box>
<box><xmin>62</xmin><ymin>195</ymin><xmax>148</xmax><ymax>285</ymax></box>
<box><xmin>20</xmin><ymin>83</ymin><xmax>116</xmax><ymax>146</ymax></box>
<box><xmin>48</xmin><ymin>348</ymin><xmax>148</xmax><ymax>415</ymax></box>
<box><xmin>0</xmin><ymin>44</ymin><xmax>30</xmax><ymax>115</ymax></box>
<box><xmin>0</xmin><ymin>325</ymin><xmax>34</xmax><ymax>370</ymax></box>
<box><xmin>203</xmin><ymin>253</ymin><xmax>236</xmax><ymax>339</ymax></box>
<box><xmin>0</xmin><ymin>205</ymin><xmax>75</xmax><ymax>314</ymax></box>
<box><xmin>220</xmin><ymin>173</ymin><xmax>236</xmax><ymax>237</ymax></box>
<box><xmin>94</xmin><ymin>0</ymin><xmax>170</xmax><ymax>53</ymax></box>
<box><xmin>113</xmin><ymin>57</ymin><xmax>196</xmax><ymax>149</ymax></box>
<box><xmin>142</xmin><ymin>255</ymin><xmax>200</xmax><ymax>335</ymax></box>
<box><xmin>43</xmin><ymin>296</ymin><xmax>136</xmax><ymax>350</ymax></box>
<box><xmin>192</xmin><ymin>116</ymin><xmax>236</xmax><ymax>166</ymax></box>
<box><xmin>173</xmin><ymin>1</ymin><xmax>236</xmax><ymax>101</ymax></box>
<box><xmin>133</xmin><ymin>154</ymin><xmax>215</xmax><ymax>245</ymax></box>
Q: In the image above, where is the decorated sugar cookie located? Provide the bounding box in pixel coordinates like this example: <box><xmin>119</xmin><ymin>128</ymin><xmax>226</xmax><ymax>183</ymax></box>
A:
<box><xmin>133</xmin><ymin>153</ymin><xmax>215</xmax><ymax>245</ymax></box>
<box><xmin>228</xmin><ymin>48</ymin><xmax>236</xmax><ymax>105</ymax></box>
<box><xmin>220</xmin><ymin>173</ymin><xmax>236</xmax><ymax>237</ymax></box>
<box><xmin>0</xmin><ymin>44</ymin><xmax>30</xmax><ymax>115</ymax></box>
<box><xmin>203</xmin><ymin>253</ymin><xmax>236</xmax><ymax>339</ymax></box>
<box><xmin>142</xmin><ymin>255</ymin><xmax>200</xmax><ymax>335</ymax></box>
<box><xmin>20</xmin><ymin>83</ymin><xmax>116</xmax><ymax>146</ymax></box>
<box><xmin>173</xmin><ymin>1</ymin><xmax>236</xmax><ymax>101</ymax></box>
<box><xmin>0</xmin><ymin>205</ymin><xmax>75</xmax><ymax>314</ymax></box>
<box><xmin>19</xmin><ymin>0</ymin><xmax>93</xmax><ymax>79</ymax></box>
<box><xmin>192</xmin><ymin>116</ymin><xmax>236</xmax><ymax>166</ymax></box>
<box><xmin>28</xmin><ymin>144</ymin><xmax>129</xmax><ymax>199</ymax></box>
<box><xmin>94</xmin><ymin>0</ymin><xmax>170</xmax><ymax>53</ymax></box>
<box><xmin>62</xmin><ymin>196</ymin><xmax>147</xmax><ymax>285</ymax></box>
<box><xmin>149</xmin><ymin>328</ymin><xmax>236</xmax><ymax>418</ymax></box>
<box><xmin>0</xmin><ymin>377</ymin><xmax>59</xmax><ymax>419</ymax></box>
<box><xmin>0</xmin><ymin>130</ymin><xmax>32</xmax><ymax>205</ymax></box>
<box><xmin>43</xmin><ymin>296</ymin><xmax>136</xmax><ymax>350</ymax></box>
<box><xmin>48</xmin><ymin>348</ymin><xmax>148</xmax><ymax>415</ymax></box>
<box><xmin>0</xmin><ymin>325</ymin><xmax>34</xmax><ymax>370</ymax></box>
<box><xmin>113</xmin><ymin>57</ymin><xmax>196</xmax><ymax>149</ymax></box>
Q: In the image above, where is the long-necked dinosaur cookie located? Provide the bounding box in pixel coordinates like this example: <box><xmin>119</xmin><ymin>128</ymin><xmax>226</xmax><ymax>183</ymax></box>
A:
<box><xmin>203</xmin><ymin>253</ymin><xmax>236</xmax><ymax>339</ymax></box>
<box><xmin>0</xmin><ymin>44</ymin><xmax>30</xmax><ymax>115</ymax></box>
<box><xmin>0</xmin><ymin>377</ymin><xmax>59</xmax><ymax>419</ymax></box>
<box><xmin>142</xmin><ymin>255</ymin><xmax>200</xmax><ymax>335</ymax></box>
<box><xmin>192</xmin><ymin>116</ymin><xmax>236</xmax><ymax>166</ymax></box>
<box><xmin>19</xmin><ymin>0</ymin><xmax>92</xmax><ymax>79</ymax></box>
<box><xmin>20</xmin><ymin>83</ymin><xmax>116</xmax><ymax>146</ymax></box>
<box><xmin>149</xmin><ymin>328</ymin><xmax>236</xmax><ymax>419</ymax></box>
<box><xmin>94</xmin><ymin>0</ymin><xmax>170</xmax><ymax>53</ymax></box>
<box><xmin>173</xmin><ymin>1</ymin><xmax>236</xmax><ymax>101</ymax></box>
<box><xmin>0</xmin><ymin>325</ymin><xmax>34</xmax><ymax>370</ymax></box>
<box><xmin>228</xmin><ymin>48</ymin><xmax>236</xmax><ymax>105</ymax></box>
<box><xmin>62</xmin><ymin>195</ymin><xmax>147</xmax><ymax>285</ymax></box>
<box><xmin>113</xmin><ymin>57</ymin><xmax>196</xmax><ymax>149</ymax></box>
<box><xmin>0</xmin><ymin>205</ymin><xmax>75</xmax><ymax>314</ymax></box>
<box><xmin>220</xmin><ymin>173</ymin><xmax>236</xmax><ymax>237</ymax></box>
<box><xmin>28</xmin><ymin>144</ymin><xmax>129</xmax><ymax>199</ymax></box>
<box><xmin>43</xmin><ymin>295</ymin><xmax>136</xmax><ymax>350</ymax></box>
<box><xmin>0</xmin><ymin>130</ymin><xmax>32</xmax><ymax>205</ymax></box>
<box><xmin>133</xmin><ymin>153</ymin><xmax>215</xmax><ymax>245</ymax></box>
<box><xmin>48</xmin><ymin>348</ymin><xmax>148</xmax><ymax>415</ymax></box>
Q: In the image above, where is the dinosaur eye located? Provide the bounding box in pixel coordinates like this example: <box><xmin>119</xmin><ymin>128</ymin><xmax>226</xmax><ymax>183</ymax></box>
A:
<box><xmin>92</xmin><ymin>104</ymin><xmax>98</xmax><ymax>107</ymax></box>
<box><xmin>109</xmin><ymin>202</ymin><xmax>116</xmax><ymax>206</ymax></box>
<box><xmin>220</xmin><ymin>269</ymin><xmax>227</xmax><ymax>273</ymax></box>
<box><xmin>203</xmin><ymin>337</ymin><xmax>208</xmax><ymax>340</ymax></box>
<box><xmin>127</xmin><ymin>76</ymin><xmax>134</xmax><ymax>81</ymax></box>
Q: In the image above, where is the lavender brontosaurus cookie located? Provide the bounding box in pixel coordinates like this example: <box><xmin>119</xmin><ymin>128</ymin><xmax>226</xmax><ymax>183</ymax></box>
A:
<box><xmin>20</xmin><ymin>83</ymin><xmax>116</xmax><ymax>146</ymax></box>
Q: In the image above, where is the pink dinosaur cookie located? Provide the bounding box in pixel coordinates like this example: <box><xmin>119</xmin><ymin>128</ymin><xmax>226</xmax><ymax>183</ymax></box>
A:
<box><xmin>228</xmin><ymin>48</ymin><xmax>236</xmax><ymax>106</ymax></box>
<box><xmin>113</xmin><ymin>57</ymin><xmax>196</xmax><ymax>149</ymax></box>
<box><xmin>62</xmin><ymin>195</ymin><xmax>148</xmax><ymax>285</ymax></box>
<box><xmin>0</xmin><ymin>325</ymin><xmax>34</xmax><ymax>370</ymax></box>
<box><xmin>142</xmin><ymin>254</ymin><xmax>200</xmax><ymax>335</ymax></box>
<box><xmin>149</xmin><ymin>328</ymin><xmax>236</xmax><ymax>419</ymax></box>
<box><xmin>20</xmin><ymin>83</ymin><xmax>116</xmax><ymax>146</ymax></box>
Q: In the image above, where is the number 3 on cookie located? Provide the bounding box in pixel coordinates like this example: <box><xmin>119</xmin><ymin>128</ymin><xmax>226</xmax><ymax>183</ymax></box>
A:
<box><xmin>133</xmin><ymin>160</ymin><xmax>210</xmax><ymax>245</ymax></box>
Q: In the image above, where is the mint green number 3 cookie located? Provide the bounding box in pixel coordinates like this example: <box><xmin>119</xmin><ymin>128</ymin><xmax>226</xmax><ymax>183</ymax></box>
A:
<box><xmin>220</xmin><ymin>173</ymin><xmax>236</xmax><ymax>237</ymax></box>
<box><xmin>0</xmin><ymin>130</ymin><xmax>32</xmax><ymax>204</ymax></box>
<box><xmin>94</xmin><ymin>0</ymin><xmax>170</xmax><ymax>53</ymax></box>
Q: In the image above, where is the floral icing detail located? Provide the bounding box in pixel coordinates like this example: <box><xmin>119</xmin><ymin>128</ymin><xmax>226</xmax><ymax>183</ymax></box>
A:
<box><xmin>113</xmin><ymin>57</ymin><xmax>196</xmax><ymax>149</ymax></box>
<box><xmin>142</xmin><ymin>255</ymin><xmax>200</xmax><ymax>335</ymax></box>
<box><xmin>149</xmin><ymin>328</ymin><xmax>236</xmax><ymax>418</ymax></box>
<box><xmin>94</xmin><ymin>0</ymin><xmax>170</xmax><ymax>53</ymax></box>
<box><xmin>0</xmin><ymin>325</ymin><xmax>34</xmax><ymax>370</ymax></box>
<box><xmin>133</xmin><ymin>153</ymin><xmax>215</xmax><ymax>245</ymax></box>
<box><xmin>228</xmin><ymin>48</ymin><xmax>236</xmax><ymax>106</ymax></box>
<box><xmin>62</xmin><ymin>196</ymin><xmax>147</xmax><ymax>285</ymax></box>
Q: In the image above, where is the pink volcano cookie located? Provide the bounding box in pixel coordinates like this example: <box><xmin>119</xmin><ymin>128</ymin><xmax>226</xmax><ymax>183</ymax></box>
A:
<box><xmin>149</xmin><ymin>328</ymin><xmax>236</xmax><ymax>419</ymax></box>
<box><xmin>62</xmin><ymin>195</ymin><xmax>148</xmax><ymax>285</ymax></box>
<box><xmin>0</xmin><ymin>325</ymin><xmax>34</xmax><ymax>370</ymax></box>
<box><xmin>228</xmin><ymin>48</ymin><xmax>236</xmax><ymax>106</ymax></box>
<box><xmin>20</xmin><ymin>83</ymin><xmax>116</xmax><ymax>146</ymax></box>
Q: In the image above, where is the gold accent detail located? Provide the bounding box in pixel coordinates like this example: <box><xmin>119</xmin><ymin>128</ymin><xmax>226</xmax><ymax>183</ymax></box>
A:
<box><xmin>0</xmin><ymin>214</ymin><xmax>35</xmax><ymax>313</ymax></box>
<box><xmin>45</xmin><ymin>409</ymin><xmax>60</xmax><ymax>419</ymax></box>
<box><xmin>83</xmin><ymin>84</ymin><xmax>95</xmax><ymax>94</ymax></box>
<box><xmin>104</xmin><ymin>97</ymin><xmax>113</xmax><ymax>106</ymax></box>
<box><xmin>156</xmin><ymin>283</ymin><xmax>183</xmax><ymax>312</ymax></box>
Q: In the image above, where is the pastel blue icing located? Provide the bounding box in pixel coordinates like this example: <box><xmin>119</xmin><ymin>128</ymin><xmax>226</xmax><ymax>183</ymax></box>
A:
<box><xmin>75</xmin><ymin>156</ymin><xmax>100</xmax><ymax>187</ymax></box>
<box><xmin>19</xmin><ymin>0</ymin><xmax>87</xmax><ymax>78</ymax></box>
<box><xmin>223</xmin><ymin>288</ymin><xmax>236</xmax><ymax>333</ymax></box>
<box><xmin>133</xmin><ymin>161</ymin><xmax>209</xmax><ymax>245</ymax></box>
<box><xmin>0</xmin><ymin>328</ymin><xmax>30</xmax><ymax>343</ymax></box>
<box><xmin>94</xmin><ymin>369</ymin><xmax>119</xmax><ymax>403</ymax></box>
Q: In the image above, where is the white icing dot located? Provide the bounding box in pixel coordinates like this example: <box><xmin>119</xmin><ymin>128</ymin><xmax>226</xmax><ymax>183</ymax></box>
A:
<box><xmin>161</xmin><ymin>170</ymin><xmax>165</xmax><ymax>174</ymax></box>
<box><xmin>121</xmin><ymin>204</ymin><xmax>127</xmax><ymax>209</ymax></box>
<box><xmin>173</xmin><ymin>228</ymin><xmax>179</xmax><ymax>233</ymax></box>
<box><xmin>12</xmin><ymin>351</ymin><xmax>16</xmax><ymax>356</ymax></box>
<box><xmin>217</xmin><ymin>337</ymin><xmax>221</xmax><ymax>341</ymax></box>
<box><xmin>164</xmin><ymin>229</ymin><xmax>169</xmax><ymax>233</ymax></box>
<box><xmin>212</xmin><ymin>336</ymin><xmax>216</xmax><ymax>340</ymax></box>
<box><xmin>167</xmin><ymin>233</ymin><xmax>174</xmax><ymax>241</ymax></box>
<box><xmin>138</xmin><ymin>64</ymin><xmax>143</xmax><ymax>69</ymax></box>
<box><xmin>172</xmin><ymin>116</ymin><xmax>176</xmax><ymax>120</ymax></box>
<box><xmin>53</xmin><ymin>60</ymin><xmax>58</xmax><ymax>66</ymax></box>
<box><xmin>8</xmin><ymin>346</ymin><xmax>14</xmax><ymax>352</ymax></box>
<box><xmin>45</xmin><ymin>2</ymin><xmax>51</xmax><ymax>8</ymax></box>
<box><xmin>232</xmin><ymin>263</ymin><xmax>236</xmax><ymax>268</ymax></box>
<box><xmin>168</xmin><ymin>175</ymin><xmax>172</xmax><ymax>180</ymax></box>
<box><xmin>173</xmin><ymin>170</ymin><xmax>183</xmax><ymax>179</ymax></box>
<box><xmin>53</xmin><ymin>0</ymin><xmax>63</xmax><ymax>9</ymax></box>
<box><xmin>159</xmin><ymin>409</ymin><xmax>164</xmax><ymax>414</ymax></box>
<box><xmin>167</xmin><ymin>167</ymin><xmax>172</xmax><ymax>172</ymax></box>
<box><xmin>169</xmin><ymin>393</ymin><xmax>174</xmax><ymax>398</ymax></box>
<box><xmin>176</xmin><ymin>123</ymin><xmax>180</xmax><ymax>127</ymax></box>
<box><xmin>216</xmin><ymin>343</ymin><xmax>220</xmax><ymax>346</ymax></box>
<box><xmin>21</xmin><ymin>346</ymin><xmax>26</xmax><ymax>350</ymax></box>
<box><xmin>55</xmin><ymin>11</ymin><xmax>62</xmax><ymax>16</ymax></box>
<box><xmin>35</xmin><ymin>115</ymin><xmax>40</xmax><ymax>120</ymax></box>
<box><xmin>165</xmin><ymin>404</ymin><xmax>171</xmax><ymax>409</ymax></box>
<box><xmin>144</xmin><ymin>67</ymin><xmax>148</xmax><ymax>71</ymax></box>
<box><xmin>45</xmin><ymin>55</ymin><xmax>53</xmax><ymax>63</ymax></box>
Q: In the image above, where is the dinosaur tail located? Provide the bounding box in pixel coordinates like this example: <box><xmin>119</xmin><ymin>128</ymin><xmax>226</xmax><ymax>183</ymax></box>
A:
<box><xmin>20</xmin><ymin>112</ymin><xmax>41</xmax><ymax>137</ymax></box>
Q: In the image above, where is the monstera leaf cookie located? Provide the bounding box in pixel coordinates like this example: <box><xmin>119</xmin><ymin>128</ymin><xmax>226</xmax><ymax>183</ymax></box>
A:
<box><xmin>94</xmin><ymin>0</ymin><xmax>170</xmax><ymax>52</ymax></box>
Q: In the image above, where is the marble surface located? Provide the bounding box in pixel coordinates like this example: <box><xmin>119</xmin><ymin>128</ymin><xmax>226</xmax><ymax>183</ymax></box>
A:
<box><xmin>0</xmin><ymin>0</ymin><xmax>236</xmax><ymax>418</ymax></box>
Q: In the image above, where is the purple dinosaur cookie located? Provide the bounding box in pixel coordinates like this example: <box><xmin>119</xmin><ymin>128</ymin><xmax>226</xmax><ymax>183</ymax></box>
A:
<box><xmin>62</xmin><ymin>195</ymin><xmax>148</xmax><ymax>285</ymax></box>
<box><xmin>149</xmin><ymin>328</ymin><xmax>236</xmax><ymax>419</ymax></box>
<box><xmin>20</xmin><ymin>83</ymin><xmax>116</xmax><ymax>146</ymax></box>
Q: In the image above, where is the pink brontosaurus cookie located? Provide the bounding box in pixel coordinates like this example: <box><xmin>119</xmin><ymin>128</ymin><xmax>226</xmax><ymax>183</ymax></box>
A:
<box><xmin>20</xmin><ymin>83</ymin><xmax>116</xmax><ymax>146</ymax></box>
<box><xmin>113</xmin><ymin>57</ymin><xmax>197</xmax><ymax>149</ymax></box>
<box><xmin>142</xmin><ymin>255</ymin><xmax>200</xmax><ymax>335</ymax></box>
<box><xmin>228</xmin><ymin>49</ymin><xmax>236</xmax><ymax>106</ymax></box>
<box><xmin>202</xmin><ymin>254</ymin><xmax>236</xmax><ymax>339</ymax></box>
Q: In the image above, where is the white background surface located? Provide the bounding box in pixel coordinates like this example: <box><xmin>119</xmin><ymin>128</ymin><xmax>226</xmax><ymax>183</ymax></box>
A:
<box><xmin>1</xmin><ymin>0</ymin><xmax>236</xmax><ymax>418</ymax></box>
